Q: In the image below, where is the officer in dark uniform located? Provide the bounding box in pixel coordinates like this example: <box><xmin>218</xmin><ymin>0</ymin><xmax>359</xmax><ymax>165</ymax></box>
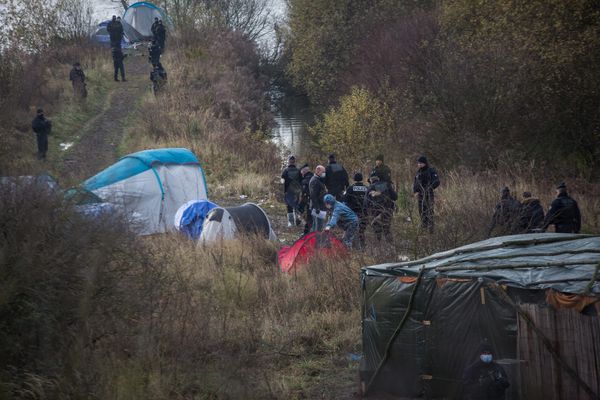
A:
<box><xmin>413</xmin><ymin>155</ymin><xmax>440</xmax><ymax>233</ymax></box>
<box><xmin>519</xmin><ymin>191</ymin><xmax>544</xmax><ymax>233</ymax></box>
<box><xmin>107</xmin><ymin>15</ymin><xmax>124</xmax><ymax>49</ymax></box>
<box><xmin>281</xmin><ymin>155</ymin><xmax>302</xmax><ymax>227</ymax></box>
<box><xmin>487</xmin><ymin>187</ymin><xmax>521</xmax><ymax>237</ymax></box>
<box><xmin>151</xmin><ymin>17</ymin><xmax>160</xmax><ymax>38</ymax></box>
<box><xmin>112</xmin><ymin>47</ymin><xmax>126</xmax><ymax>82</ymax></box>
<box><xmin>155</xmin><ymin>20</ymin><xmax>167</xmax><ymax>52</ymax></box>
<box><xmin>325</xmin><ymin>154</ymin><xmax>349</xmax><ymax>200</ymax></box>
<box><xmin>365</xmin><ymin>175</ymin><xmax>398</xmax><ymax>242</ymax></box>
<box><xmin>370</xmin><ymin>154</ymin><xmax>392</xmax><ymax>183</ymax></box>
<box><xmin>148</xmin><ymin>39</ymin><xmax>161</xmax><ymax>67</ymax></box>
<box><xmin>31</xmin><ymin>108</ymin><xmax>52</xmax><ymax>160</ymax></box>
<box><xmin>462</xmin><ymin>340</ymin><xmax>510</xmax><ymax>400</ymax></box>
<box><xmin>299</xmin><ymin>164</ymin><xmax>314</xmax><ymax>235</ymax></box>
<box><xmin>343</xmin><ymin>172</ymin><xmax>368</xmax><ymax>248</ymax></box>
<box><xmin>69</xmin><ymin>62</ymin><xmax>86</xmax><ymax>98</ymax></box>
<box><xmin>542</xmin><ymin>182</ymin><xmax>581</xmax><ymax>233</ymax></box>
<box><xmin>150</xmin><ymin>62</ymin><xmax>168</xmax><ymax>94</ymax></box>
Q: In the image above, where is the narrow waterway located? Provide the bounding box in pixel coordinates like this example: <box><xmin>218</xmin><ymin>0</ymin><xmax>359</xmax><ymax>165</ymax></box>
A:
<box><xmin>270</xmin><ymin>91</ymin><xmax>313</xmax><ymax>161</ymax></box>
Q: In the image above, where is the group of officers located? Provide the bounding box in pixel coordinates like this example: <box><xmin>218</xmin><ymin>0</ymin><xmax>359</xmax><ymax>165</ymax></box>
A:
<box><xmin>282</xmin><ymin>153</ymin><xmax>583</xmax><ymax>249</ymax></box>
<box><xmin>281</xmin><ymin>154</ymin><xmax>440</xmax><ymax>249</ymax></box>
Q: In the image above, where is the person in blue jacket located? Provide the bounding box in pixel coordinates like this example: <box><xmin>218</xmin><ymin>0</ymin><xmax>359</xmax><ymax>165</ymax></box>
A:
<box><xmin>324</xmin><ymin>194</ymin><xmax>358</xmax><ymax>249</ymax></box>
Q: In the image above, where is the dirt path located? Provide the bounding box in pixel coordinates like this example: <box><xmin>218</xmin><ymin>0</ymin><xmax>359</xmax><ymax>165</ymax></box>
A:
<box><xmin>60</xmin><ymin>53</ymin><xmax>148</xmax><ymax>184</ymax></box>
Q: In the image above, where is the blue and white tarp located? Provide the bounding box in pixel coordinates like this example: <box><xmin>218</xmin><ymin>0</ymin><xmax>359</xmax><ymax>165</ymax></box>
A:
<box><xmin>83</xmin><ymin>148</ymin><xmax>208</xmax><ymax>235</ymax></box>
<box><xmin>174</xmin><ymin>199</ymin><xmax>219</xmax><ymax>240</ymax></box>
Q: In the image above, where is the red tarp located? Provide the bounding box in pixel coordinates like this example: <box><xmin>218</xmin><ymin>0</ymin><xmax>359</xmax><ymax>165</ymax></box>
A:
<box><xmin>278</xmin><ymin>231</ymin><xmax>348</xmax><ymax>273</ymax></box>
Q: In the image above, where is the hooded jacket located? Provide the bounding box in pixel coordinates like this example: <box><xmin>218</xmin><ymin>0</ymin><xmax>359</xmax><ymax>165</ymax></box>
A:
<box><xmin>519</xmin><ymin>197</ymin><xmax>545</xmax><ymax>232</ymax></box>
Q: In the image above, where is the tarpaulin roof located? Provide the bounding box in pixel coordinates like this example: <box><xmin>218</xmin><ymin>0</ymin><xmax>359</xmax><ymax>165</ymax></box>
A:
<box><xmin>364</xmin><ymin>233</ymin><xmax>600</xmax><ymax>295</ymax></box>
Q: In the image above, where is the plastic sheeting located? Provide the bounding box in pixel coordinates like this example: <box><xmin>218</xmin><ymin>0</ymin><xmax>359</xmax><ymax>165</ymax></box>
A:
<box><xmin>174</xmin><ymin>199</ymin><xmax>218</xmax><ymax>240</ymax></box>
<box><xmin>360</xmin><ymin>233</ymin><xmax>600</xmax><ymax>398</ymax></box>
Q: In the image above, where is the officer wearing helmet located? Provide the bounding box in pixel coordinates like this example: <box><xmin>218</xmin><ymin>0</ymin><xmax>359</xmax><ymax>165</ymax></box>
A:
<box><xmin>324</xmin><ymin>194</ymin><xmax>358</xmax><ymax>249</ymax></box>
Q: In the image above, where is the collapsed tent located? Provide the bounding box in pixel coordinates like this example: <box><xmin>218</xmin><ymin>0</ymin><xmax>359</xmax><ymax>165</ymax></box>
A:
<box><xmin>174</xmin><ymin>199</ymin><xmax>219</xmax><ymax>240</ymax></box>
<box><xmin>123</xmin><ymin>2</ymin><xmax>171</xmax><ymax>39</ymax></box>
<box><xmin>278</xmin><ymin>232</ymin><xmax>348</xmax><ymax>273</ymax></box>
<box><xmin>360</xmin><ymin>233</ymin><xmax>600</xmax><ymax>399</ymax></box>
<box><xmin>200</xmin><ymin>203</ymin><xmax>277</xmax><ymax>243</ymax></box>
<box><xmin>83</xmin><ymin>148</ymin><xmax>208</xmax><ymax>235</ymax></box>
<box><xmin>91</xmin><ymin>19</ymin><xmax>143</xmax><ymax>47</ymax></box>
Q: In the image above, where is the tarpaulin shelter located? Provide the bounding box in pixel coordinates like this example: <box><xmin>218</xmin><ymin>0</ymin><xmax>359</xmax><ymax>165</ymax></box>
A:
<box><xmin>123</xmin><ymin>2</ymin><xmax>172</xmax><ymax>39</ymax></box>
<box><xmin>83</xmin><ymin>148</ymin><xmax>208</xmax><ymax>235</ymax></box>
<box><xmin>91</xmin><ymin>19</ymin><xmax>143</xmax><ymax>47</ymax></box>
<box><xmin>199</xmin><ymin>203</ymin><xmax>277</xmax><ymax>243</ymax></box>
<box><xmin>278</xmin><ymin>231</ymin><xmax>348</xmax><ymax>273</ymax></box>
<box><xmin>174</xmin><ymin>199</ymin><xmax>219</xmax><ymax>240</ymax></box>
<box><xmin>360</xmin><ymin>233</ymin><xmax>600</xmax><ymax>399</ymax></box>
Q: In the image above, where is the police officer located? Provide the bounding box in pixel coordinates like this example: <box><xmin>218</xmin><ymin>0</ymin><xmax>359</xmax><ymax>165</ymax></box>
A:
<box><xmin>365</xmin><ymin>175</ymin><xmax>398</xmax><ymax>242</ymax></box>
<box><xmin>151</xmin><ymin>17</ymin><xmax>160</xmax><ymax>38</ymax></box>
<box><xmin>112</xmin><ymin>47</ymin><xmax>126</xmax><ymax>82</ymax></box>
<box><xmin>309</xmin><ymin>165</ymin><xmax>327</xmax><ymax>232</ymax></box>
<box><xmin>107</xmin><ymin>15</ymin><xmax>124</xmax><ymax>49</ymax></box>
<box><xmin>413</xmin><ymin>155</ymin><xmax>440</xmax><ymax>233</ymax></box>
<box><xmin>370</xmin><ymin>154</ymin><xmax>392</xmax><ymax>183</ymax></box>
<box><xmin>31</xmin><ymin>108</ymin><xmax>52</xmax><ymax>160</ymax></box>
<box><xmin>150</xmin><ymin>62</ymin><xmax>168</xmax><ymax>94</ymax></box>
<box><xmin>519</xmin><ymin>191</ymin><xmax>545</xmax><ymax>233</ymax></box>
<box><xmin>299</xmin><ymin>164</ymin><xmax>314</xmax><ymax>235</ymax></box>
<box><xmin>155</xmin><ymin>20</ymin><xmax>167</xmax><ymax>52</ymax></box>
<box><xmin>542</xmin><ymin>182</ymin><xmax>581</xmax><ymax>233</ymax></box>
<box><xmin>148</xmin><ymin>39</ymin><xmax>161</xmax><ymax>67</ymax></box>
<box><xmin>343</xmin><ymin>172</ymin><xmax>368</xmax><ymax>248</ymax></box>
<box><xmin>281</xmin><ymin>155</ymin><xmax>302</xmax><ymax>227</ymax></box>
<box><xmin>324</xmin><ymin>194</ymin><xmax>359</xmax><ymax>249</ymax></box>
<box><xmin>487</xmin><ymin>187</ymin><xmax>521</xmax><ymax>237</ymax></box>
<box><xmin>69</xmin><ymin>62</ymin><xmax>86</xmax><ymax>98</ymax></box>
<box><xmin>325</xmin><ymin>154</ymin><xmax>349</xmax><ymax>200</ymax></box>
<box><xmin>462</xmin><ymin>340</ymin><xmax>510</xmax><ymax>400</ymax></box>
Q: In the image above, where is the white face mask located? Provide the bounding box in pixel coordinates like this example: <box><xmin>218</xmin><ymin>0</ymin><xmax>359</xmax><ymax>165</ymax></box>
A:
<box><xmin>480</xmin><ymin>354</ymin><xmax>493</xmax><ymax>363</ymax></box>
<box><xmin>320</xmin><ymin>173</ymin><xmax>326</xmax><ymax>178</ymax></box>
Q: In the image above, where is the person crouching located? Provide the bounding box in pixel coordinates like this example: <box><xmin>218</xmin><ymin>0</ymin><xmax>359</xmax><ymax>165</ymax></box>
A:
<box><xmin>323</xmin><ymin>194</ymin><xmax>358</xmax><ymax>249</ymax></box>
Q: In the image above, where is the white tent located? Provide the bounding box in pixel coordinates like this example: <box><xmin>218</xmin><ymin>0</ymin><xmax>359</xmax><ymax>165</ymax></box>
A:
<box><xmin>123</xmin><ymin>2</ymin><xmax>171</xmax><ymax>39</ymax></box>
<box><xmin>82</xmin><ymin>148</ymin><xmax>208</xmax><ymax>235</ymax></box>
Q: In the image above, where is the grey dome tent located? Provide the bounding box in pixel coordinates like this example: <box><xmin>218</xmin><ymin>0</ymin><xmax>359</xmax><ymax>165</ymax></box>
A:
<box><xmin>122</xmin><ymin>2</ymin><xmax>172</xmax><ymax>40</ymax></box>
<box><xmin>361</xmin><ymin>233</ymin><xmax>600</xmax><ymax>399</ymax></box>
<box><xmin>91</xmin><ymin>19</ymin><xmax>144</xmax><ymax>47</ymax></box>
<box><xmin>199</xmin><ymin>203</ymin><xmax>277</xmax><ymax>243</ymax></box>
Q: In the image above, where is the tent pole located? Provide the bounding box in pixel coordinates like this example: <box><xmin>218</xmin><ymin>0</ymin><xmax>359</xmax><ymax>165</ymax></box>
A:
<box><xmin>364</xmin><ymin>266</ymin><xmax>426</xmax><ymax>397</ymax></box>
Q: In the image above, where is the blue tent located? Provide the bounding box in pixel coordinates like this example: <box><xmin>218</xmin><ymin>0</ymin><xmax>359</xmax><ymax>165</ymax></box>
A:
<box><xmin>174</xmin><ymin>199</ymin><xmax>219</xmax><ymax>240</ymax></box>
<box><xmin>83</xmin><ymin>148</ymin><xmax>208</xmax><ymax>235</ymax></box>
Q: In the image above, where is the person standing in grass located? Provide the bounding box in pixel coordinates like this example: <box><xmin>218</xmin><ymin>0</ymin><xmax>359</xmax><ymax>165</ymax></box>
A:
<box><xmin>324</xmin><ymin>194</ymin><xmax>358</xmax><ymax>249</ymax></box>
<box><xmin>413</xmin><ymin>155</ymin><xmax>440</xmax><ymax>233</ymax></box>
<box><xmin>343</xmin><ymin>172</ymin><xmax>368</xmax><ymax>248</ymax></box>
<box><xmin>309</xmin><ymin>165</ymin><xmax>327</xmax><ymax>232</ymax></box>
<box><xmin>149</xmin><ymin>39</ymin><xmax>161</xmax><ymax>67</ymax></box>
<box><xmin>365</xmin><ymin>175</ymin><xmax>397</xmax><ymax>242</ymax></box>
<box><xmin>518</xmin><ymin>191</ymin><xmax>545</xmax><ymax>233</ymax></box>
<box><xmin>542</xmin><ymin>182</ymin><xmax>581</xmax><ymax>233</ymax></box>
<box><xmin>69</xmin><ymin>62</ymin><xmax>86</xmax><ymax>99</ymax></box>
<box><xmin>487</xmin><ymin>187</ymin><xmax>521</xmax><ymax>237</ymax></box>
<box><xmin>151</xmin><ymin>17</ymin><xmax>160</xmax><ymax>38</ymax></box>
<box><xmin>155</xmin><ymin>20</ymin><xmax>167</xmax><ymax>52</ymax></box>
<box><xmin>31</xmin><ymin>108</ymin><xmax>51</xmax><ymax>160</ymax></box>
<box><xmin>281</xmin><ymin>155</ymin><xmax>302</xmax><ymax>227</ymax></box>
<box><xmin>370</xmin><ymin>154</ymin><xmax>392</xmax><ymax>184</ymax></box>
<box><xmin>112</xmin><ymin>47</ymin><xmax>126</xmax><ymax>82</ymax></box>
<box><xmin>299</xmin><ymin>164</ymin><xmax>313</xmax><ymax>235</ymax></box>
<box><xmin>325</xmin><ymin>153</ymin><xmax>349</xmax><ymax>201</ymax></box>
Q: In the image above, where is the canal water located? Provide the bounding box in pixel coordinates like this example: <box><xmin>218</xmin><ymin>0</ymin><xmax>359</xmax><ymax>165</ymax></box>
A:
<box><xmin>270</xmin><ymin>91</ymin><xmax>314</xmax><ymax>161</ymax></box>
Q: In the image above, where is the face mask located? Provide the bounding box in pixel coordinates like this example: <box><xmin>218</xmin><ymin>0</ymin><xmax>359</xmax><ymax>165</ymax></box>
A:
<box><xmin>326</xmin><ymin>204</ymin><xmax>332</xmax><ymax>209</ymax></box>
<box><xmin>480</xmin><ymin>354</ymin><xmax>493</xmax><ymax>363</ymax></box>
<box><xmin>320</xmin><ymin>173</ymin><xmax>326</xmax><ymax>178</ymax></box>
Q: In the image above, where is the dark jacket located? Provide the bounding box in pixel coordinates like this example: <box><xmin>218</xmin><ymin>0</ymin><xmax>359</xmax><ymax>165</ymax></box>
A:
<box><xmin>519</xmin><ymin>198</ymin><xmax>545</xmax><ymax>232</ymax></box>
<box><xmin>300</xmin><ymin>171</ymin><xmax>314</xmax><ymax>211</ymax></box>
<box><xmin>69</xmin><ymin>67</ymin><xmax>85</xmax><ymax>83</ymax></box>
<box><xmin>488</xmin><ymin>195</ymin><xmax>521</xmax><ymax>235</ymax></box>
<box><xmin>151</xmin><ymin>21</ymin><xmax>160</xmax><ymax>36</ymax></box>
<box><xmin>543</xmin><ymin>192</ymin><xmax>581</xmax><ymax>233</ymax></box>
<box><xmin>365</xmin><ymin>181</ymin><xmax>398</xmax><ymax>214</ymax></box>
<box><xmin>149</xmin><ymin>43</ymin><xmax>161</xmax><ymax>65</ymax></box>
<box><xmin>325</xmin><ymin>161</ymin><xmax>349</xmax><ymax>197</ymax></box>
<box><xmin>370</xmin><ymin>163</ymin><xmax>392</xmax><ymax>183</ymax></box>
<box><xmin>31</xmin><ymin>115</ymin><xmax>52</xmax><ymax>136</ymax></box>
<box><xmin>413</xmin><ymin>166</ymin><xmax>440</xmax><ymax>200</ymax></box>
<box><xmin>281</xmin><ymin>164</ymin><xmax>302</xmax><ymax>194</ymax></box>
<box><xmin>155</xmin><ymin>24</ymin><xmax>166</xmax><ymax>43</ymax></box>
<box><xmin>309</xmin><ymin>174</ymin><xmax>327</xmax><ymax>212</ymax></box>
<box><xmin>462</xmin><ymin>360</ymin><xmax>509</xmax><ymax>400</ymax></box>
<box><xmin>107</xmin><ymin>20</ymin><xmax>123</xmax><ymax>42</ymax></box>
<box><xmin>343</xmin><ymin>182</ymin><xmax>368</xmax><ymax>215</ymax></box>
